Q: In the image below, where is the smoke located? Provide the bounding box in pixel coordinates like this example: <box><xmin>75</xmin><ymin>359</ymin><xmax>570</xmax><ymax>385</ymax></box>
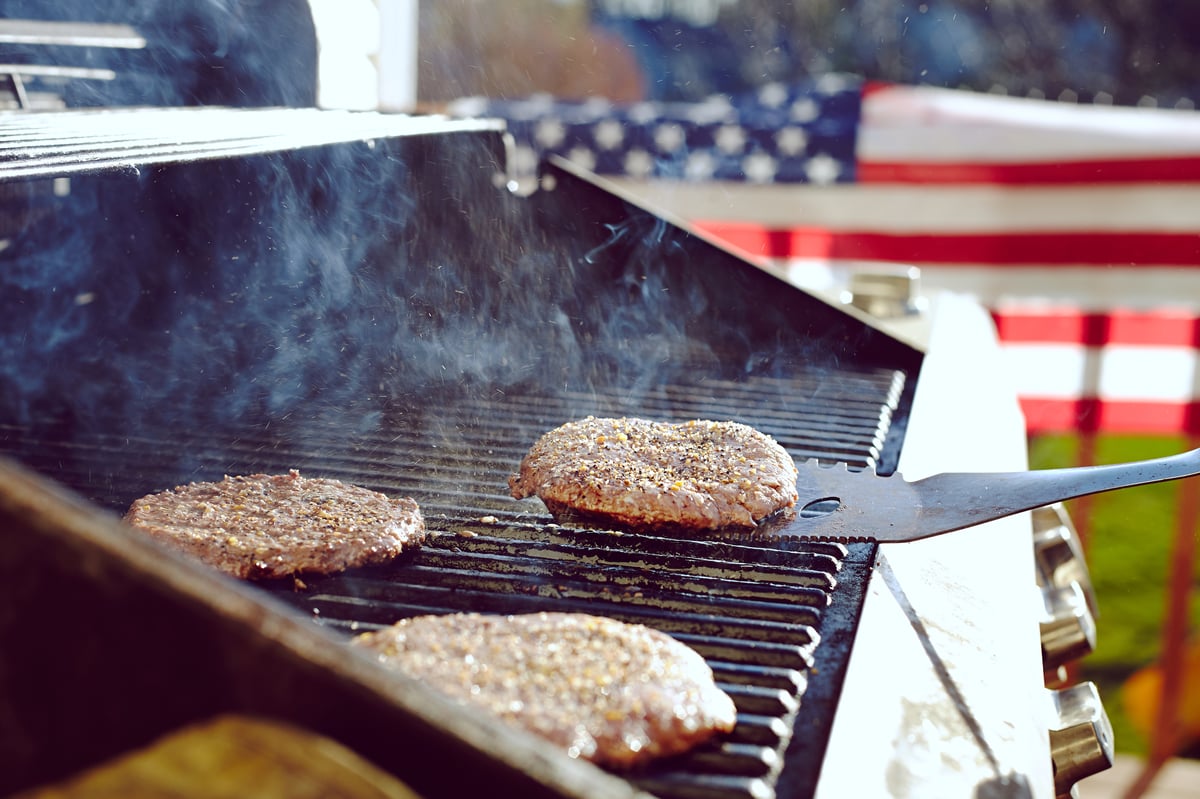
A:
<box><xmin>0</xmin><ymin>125</ymin><xmax>607</xmax><ymax>444</ymax></box>
<box><xmin>0</xmin><ymin>106</ymin><xmax>907</xmax><ymax>497</ymax></box>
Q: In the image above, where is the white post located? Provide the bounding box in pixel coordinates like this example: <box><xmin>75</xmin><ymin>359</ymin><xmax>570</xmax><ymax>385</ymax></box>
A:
<box><xmin>309</xmin><ymin>0</ymin><xmax>380</xmax><ymax>110</ymax></box>
<box><xmin>377</xmin><ymin>0</ymin><xmax>418</xmax><ymax>112</ymax></box>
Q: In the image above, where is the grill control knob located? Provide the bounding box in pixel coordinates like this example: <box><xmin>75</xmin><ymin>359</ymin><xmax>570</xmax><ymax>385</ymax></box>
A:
<box><xmin>1032</xmin><ymin>504</ymin><xmax>1098</xmax><ymax>617</ymax></box>
<box><xmin>1040</xmin><ymin>582</ymin><xmax>1097</xmax><ymax>670</ymax></box>
<box><xmin>1033</xmin><ymin>504</ymin><xmax>1099</xmax><ymax>672</ymax></box>
<box><xmin>1048</xmin><ymin>682</ymin><xmax>1114</xmax><ymax>797</ymax></box>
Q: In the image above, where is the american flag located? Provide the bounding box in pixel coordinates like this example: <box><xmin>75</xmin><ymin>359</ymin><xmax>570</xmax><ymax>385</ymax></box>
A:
<box><xmin>450</xmin><ymin>79</ymin><xmax>1200</xmax><ymax>436</ymax></box>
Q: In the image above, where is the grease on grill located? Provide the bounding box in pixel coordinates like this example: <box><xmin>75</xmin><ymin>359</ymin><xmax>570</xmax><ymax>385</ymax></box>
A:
<box><xmin>124</xmin><ymin>470</ymin><xmax>425</xmax><ymax>579</ymax></box>
<box><xmin>509</xmin><ymin>416</ymin><xmax>799</xmax><ymax>534</ymax></box>
<box><xmin>352</xmin><ymin>611</ymin><xmax>738</xmax><ymax>768</ymax></box>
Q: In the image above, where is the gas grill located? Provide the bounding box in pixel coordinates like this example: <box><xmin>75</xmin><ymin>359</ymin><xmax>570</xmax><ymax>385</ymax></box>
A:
<box><xmin>0</xmin><ymin>9</ymin><xmax>1111</xmax><ymax>799</ymax></box>
<box><xmin>0</xmin><ymin>106</ymin><xmax>906</xmax><ymax>796</ymax></box>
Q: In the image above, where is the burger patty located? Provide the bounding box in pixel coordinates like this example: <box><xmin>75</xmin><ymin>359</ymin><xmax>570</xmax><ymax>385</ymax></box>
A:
<box><xmin>352</xmin><ymin>611</ymin><xmax>738</xmax><ymax>768</ymax></box>
<box><xmin>509</xmin><ymin>416</ymin><xmax>799</xmax><ymax>533</ymax></box>
<box><xmin>124</xmin><ymin>470</ymin><xmax>425</xmax><ymax>579</ymax></box>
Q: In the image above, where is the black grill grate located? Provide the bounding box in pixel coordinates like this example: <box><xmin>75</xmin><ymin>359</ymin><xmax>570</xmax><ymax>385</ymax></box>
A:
<box><xmin>275</xmin><ymin>525</ymin><xmax>867</xmax><ymax>799</ymax></box>
<box><xmin>0</xmin><ymin>368</ymin><xmax>905</xmax><ymax>510</ymax></box>
<box><xmin>0</xmin><ymin>365</ymin><xmax>899</xmax><ymax>798</ymax></box>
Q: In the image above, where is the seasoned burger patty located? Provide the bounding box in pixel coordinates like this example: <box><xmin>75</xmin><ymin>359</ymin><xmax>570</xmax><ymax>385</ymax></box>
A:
<box><xmin>125</xmin><ymin>470</ymin><xmax>425</xmax><ymax>579</ymax></box>
<box><xmin>509</xmin><ymin>416</ymin><xmax>799</xmax><ymax>533</ymax></box>
<box><xmin>352</xmin><ymin>611</ymin><xmax>737</xmax><ymax>768</ymax></box>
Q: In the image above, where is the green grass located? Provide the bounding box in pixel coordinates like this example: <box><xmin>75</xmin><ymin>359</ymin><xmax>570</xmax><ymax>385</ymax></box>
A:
<box><xmin>1028</xmin><ymin>435</ymin><xmax>1200</xmax><ymax>756</ymax></box>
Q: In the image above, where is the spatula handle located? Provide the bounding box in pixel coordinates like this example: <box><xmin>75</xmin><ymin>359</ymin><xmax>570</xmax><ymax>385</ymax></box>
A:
<box><xmin>779</xmin><ymin>448</ymin><xmax>1200</xmax><ymax>543</ymax></box>
<box><xmin>911</xmin><ymin>447</ymin><xmax>1200</xmax><ymax>532</ymax></box>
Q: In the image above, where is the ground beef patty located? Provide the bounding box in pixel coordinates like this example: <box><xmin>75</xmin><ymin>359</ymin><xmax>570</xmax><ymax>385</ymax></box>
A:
<box><xmin>352</xmin><ymin>611</ymin><xmax>737</xmax><ymax>768</ymax></box>
<box><xmin>124</xmin><ymin>470</ymin><xmax>425</xmax><ymax>579</ymax></box>
<box><xmin>509</xmin><ymin>416</ymin><xmax>799</xmax><ymax>534</ymax></box>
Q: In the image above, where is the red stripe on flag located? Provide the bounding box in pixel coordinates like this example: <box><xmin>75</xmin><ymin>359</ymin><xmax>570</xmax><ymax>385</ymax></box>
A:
<box><xmin>693</xmin><ymin>221</ymin><xmax>1200</xmax><ymax>266</ymax></box>
<box><xmin>992</xmin><ymin>308</ymin><xmax>1092</xmax><ymax>344</ymax></box>
<box><xmin>1021</xmin><ymin>398</ymin><xmax>1200</xmax><ymax>435</ymax></box>
<box><xmin>993</xmin><ymin>309</ymin><xmax>1200</xmax><ymax>347</ymax></box>
<box><xmin>858</xmin><ymin>156</ymin><xmax>1200</xmax><ymax>185</ymax></box>
<box><xmin>697</xmin><ymin>223</ymin><xmax>835</xmax><ymax>259</ymax></box>
<box><xmin>860</xmin><ymin>80</ymin><xmax>896</xmax><ymax>98</ymax></box>
<box><xmin>1108</xmin><ymin>310</ymin><xmax>1200</xmax><ymax>347</ymax></box>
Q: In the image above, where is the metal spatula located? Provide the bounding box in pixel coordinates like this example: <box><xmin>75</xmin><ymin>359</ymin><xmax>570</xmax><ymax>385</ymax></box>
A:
<box><xmin>768</xmin><ymin>448</ymin><xmax>1200</xmax><ymax>543</ymax></box>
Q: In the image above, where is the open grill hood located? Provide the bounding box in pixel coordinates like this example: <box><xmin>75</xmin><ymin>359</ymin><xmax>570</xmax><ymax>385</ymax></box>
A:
<box><xmin>0</xmin><ymin>109</ymin><xmax>925</xmax><ymax>798</ymax></box>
